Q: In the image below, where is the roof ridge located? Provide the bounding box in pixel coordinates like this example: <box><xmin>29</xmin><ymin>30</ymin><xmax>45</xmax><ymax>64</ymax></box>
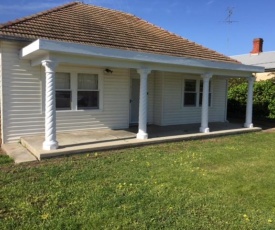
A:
<box><xmin>0</xmin><ymin>1</ymin><xmax>80</xmax><ymax>29</ymax></box>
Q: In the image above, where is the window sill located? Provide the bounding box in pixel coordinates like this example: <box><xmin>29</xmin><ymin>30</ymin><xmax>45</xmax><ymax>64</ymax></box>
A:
<box><xmin>56</xmin><ymin>109</ymin><xmax>103</xmax><ymax>113</ymax></box>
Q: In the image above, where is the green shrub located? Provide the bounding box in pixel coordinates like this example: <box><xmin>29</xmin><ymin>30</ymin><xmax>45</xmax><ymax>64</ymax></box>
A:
<box><xmin>228</xmin><ymin>79</ymin><xmax>275</xmax><ymax>119</ymax></box>
<box><xmin>228</xmin><ymin>77</ymin><xmax>247</xmax><ymax>88</ymax></box>
<box><xmin>227</xmin><ymin>82</ymin><xmax>247</xmax><ymax>118</ymax></box>
<box><xmin>268</xmin><ymin>100</ymin><xmax>275</xmax><ymax>118</ymax></box>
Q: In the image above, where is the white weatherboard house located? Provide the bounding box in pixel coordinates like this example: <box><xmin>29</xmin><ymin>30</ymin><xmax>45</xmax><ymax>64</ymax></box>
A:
<box><xmin>0</xmin><ymin>2</ymin><xmax>263</xmax><ymax>152</ymax></box>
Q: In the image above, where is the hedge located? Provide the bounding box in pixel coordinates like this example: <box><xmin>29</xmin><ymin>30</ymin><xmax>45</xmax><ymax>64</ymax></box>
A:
<box><xmin>227</xmin><ymin>78</ymin><xmax>275</xmax><ymax>119</ymax></box>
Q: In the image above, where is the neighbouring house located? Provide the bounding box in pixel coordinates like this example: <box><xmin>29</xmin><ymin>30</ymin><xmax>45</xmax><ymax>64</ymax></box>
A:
<box><xmin>0</xmin><ymin>2</ymin><xmax>263</xmax><ymax>151</ymax></box>
<box><xmin>232</xmin><ymin>38</ymin><xmax>275</xmax><ymax>81</ymax></box>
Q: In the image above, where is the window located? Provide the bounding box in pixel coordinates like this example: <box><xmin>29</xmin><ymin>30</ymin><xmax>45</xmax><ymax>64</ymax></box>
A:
<box><xmin>183</xmin><ymin>79</ymin><xmax>211</xmax><ymax>107</ymax></box>
<box><xmin>55</xmin><ymin>72</ymin><xmax>71</xmax><ymax>110</ymax></box>
<box><xmin>54</xmin><ymin>72</ymin><xmax>101</xmax><ymax>111</ymax></box>
<box><xmin>77</xmin><ymin>74</ymin><xmax>99</xmax><ymax>109</ymax></box>
<box><xmin>184</xmin><ymin>80</ymin><xmax>197</xmax><ymax>106</ymax></box>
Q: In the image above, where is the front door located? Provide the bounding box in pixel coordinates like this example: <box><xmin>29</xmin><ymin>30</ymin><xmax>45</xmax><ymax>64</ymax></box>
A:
<box><xmin>130</xmin><ymin>78</ymin><xmax>140</xmax><ymax>124</ymax></box>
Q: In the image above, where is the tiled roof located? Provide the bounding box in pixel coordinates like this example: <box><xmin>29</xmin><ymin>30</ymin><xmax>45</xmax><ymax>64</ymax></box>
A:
<box><xmin>0</xmin><ymin>2</ymin><xmax>239</xmax><ymax>64</ymax></box>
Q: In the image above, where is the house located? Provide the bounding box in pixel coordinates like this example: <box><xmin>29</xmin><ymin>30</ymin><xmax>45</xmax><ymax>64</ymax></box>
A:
<box><xmin>231</xmin><ymin>38</ymin><xmax>275</xmax><ymax>81</ymax></box>
<box><xmin>0</xmin><ymin>2</ymin><xmax>263</xmax><ymax>151</ymax></box>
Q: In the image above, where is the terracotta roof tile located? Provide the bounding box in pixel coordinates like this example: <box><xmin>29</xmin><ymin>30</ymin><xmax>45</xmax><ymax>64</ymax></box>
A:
<box><xmin>0</xmin><ymin>2</ymin><xmax>239</xmax><ymax>64</ymax></box>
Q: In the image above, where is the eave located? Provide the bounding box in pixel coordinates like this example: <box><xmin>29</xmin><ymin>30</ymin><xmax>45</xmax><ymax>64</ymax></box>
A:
<box><xmin>20</xmin><ymin>39</ymin><xmax>265</xmax><ymax>77</ymax></box>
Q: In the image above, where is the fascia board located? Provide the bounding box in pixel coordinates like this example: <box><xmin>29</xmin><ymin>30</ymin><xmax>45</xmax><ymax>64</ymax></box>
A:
<box><xmin>21</xmin><ymin>39</ymin><xmax>264</xmax><ymax>73</ymax></box>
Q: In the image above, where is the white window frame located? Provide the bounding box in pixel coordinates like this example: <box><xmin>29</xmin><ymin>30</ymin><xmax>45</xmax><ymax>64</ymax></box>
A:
<box><xmin>183</xmin><ymin>79</ymin><xmax>197</xmax><ymax>107</ymax></box>
<box><xmin>182</xmin><ymin>78</ymin><xmax>212</xmax><ymax>107</ymax></box>
<box><xmin>42</xmin><ymin>67</ymin><xmax>103</xmax><ymax>112</ymax></box>
<box><xmin>77</xmin><ymin>73</ymin><xmax>100</xmax><ymax>110</ymax></box>
<box><xmin>55</xmin><ymin>72</ymin><xmax>72</xmax><ymax>111</ymax></box>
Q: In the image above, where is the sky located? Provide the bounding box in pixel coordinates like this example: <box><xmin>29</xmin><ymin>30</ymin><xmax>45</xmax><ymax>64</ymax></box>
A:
<box><xmin>0</xmin><ymin>0</ymin><xmax>274</xmax><ymax>56</ymax></box>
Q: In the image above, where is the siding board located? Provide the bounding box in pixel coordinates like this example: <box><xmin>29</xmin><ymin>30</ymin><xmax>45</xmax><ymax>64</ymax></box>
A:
<box><xmin>2</xmin><ymin>41</ymin><xmax>131</xmax><ymax>143</ymax></box>
<box><xmin>129</xmin><ymin>69</ymin><xmax>154</xmax><ymax>123</ymax></box>
<box><xmin>153</xmin><ymin>71</ymin><xmax>163</xmax><ymax>125</ymax></box>
<box><xmin>162</xmin><ymin>72</ymin><xmax>227</xmax><ymax>125</ymax></box>
<box><xmin>2</xmin><ymin>41</ymin><xmax>42</xmax><ymax>142</ymax></box>
<box><xmin>0</xmin><ymin>42</ymin><xmax>2</xmax><ymax>144</ymax></box>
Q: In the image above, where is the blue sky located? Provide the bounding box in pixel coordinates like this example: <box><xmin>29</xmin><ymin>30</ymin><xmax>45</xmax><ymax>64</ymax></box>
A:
<box><xmin>0</xmin><ymin>0</ymin><xmax>274</xmax><ymax>56</ymax></box>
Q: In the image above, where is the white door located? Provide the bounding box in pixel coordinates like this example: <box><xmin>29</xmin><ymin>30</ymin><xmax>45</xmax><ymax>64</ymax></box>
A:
<box><xmin>130</xmin><ymin>78</ymin><xmax>140</xmax><ymax>124</ymax></box>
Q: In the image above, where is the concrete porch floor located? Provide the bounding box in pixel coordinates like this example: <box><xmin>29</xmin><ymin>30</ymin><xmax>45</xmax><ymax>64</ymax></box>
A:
<box><xmin>16</xmin><ymin>122</ymin><xmax>261</xmax><ymax>160</ymax></box>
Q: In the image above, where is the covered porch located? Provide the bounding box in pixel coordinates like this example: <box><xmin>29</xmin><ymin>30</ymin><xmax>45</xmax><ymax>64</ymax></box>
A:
<box><xmin>18</xmin><ymin>122</ymin><xmax>261</xmax><ymax>160</ymax></box>
<box><xmin>16</xmin><ymin>38</ymin><xmax>264</xmax><ymax>159</ymax></box>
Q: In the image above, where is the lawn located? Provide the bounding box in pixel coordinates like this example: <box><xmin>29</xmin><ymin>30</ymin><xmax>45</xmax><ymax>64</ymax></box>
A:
<box><xmin>1</xmin><ymin>132</ymin><xmax>275</xmax><ymax>229</ymax></box>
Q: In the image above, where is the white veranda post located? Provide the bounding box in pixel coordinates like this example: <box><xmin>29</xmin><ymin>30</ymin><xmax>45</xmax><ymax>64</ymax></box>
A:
<box><xmin>200</xmin><ymin>72</ymin><xmax>212</xmax><ymax>133</ymax></box>
<box><xmin>244</xmin><ymin>76</ymin><xmax>255</xmax><ymax>128</ymax></box>
<box><xmin>136</xmin><ymin>68</ymin><xmax>151</xmax><ymax>139</ymax></box>
<box><xmin>42</xmin><ymin>60</ymin><xmax>59</xmax><ymax>150</ymax></box>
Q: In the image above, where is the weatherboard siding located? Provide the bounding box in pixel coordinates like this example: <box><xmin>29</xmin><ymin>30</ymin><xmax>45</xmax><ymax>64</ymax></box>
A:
<box><xmin>56</xmin><ymin>68</ymin><xmax>130</xmax><ymax>132</ymax></box>
<box><xmin>1</xmin><ymin>41</ymin><xmax>131</xmax><ymax>143</ymax></box>
<box><xmin>153</xmin><ymin>71</ymin><xmax>163</xmax><ymax>125</ymax></box>
<box><xmin>0</xmin><ymin>42</ymin><xmax>2</xmax><ymax>108</ymax></box>
<box><xmin>1</xmin><ymin>41</ymin><xmax>43</xmax><ymax>143</ymax></box>
<box><xmin>130</xmin><ymin>69</ymin><xmax>154</xmax><ymax>124</ymax></box>
<box><xmin>0</xmin><ymin>42</ymin><xmax>3</xmax><ymax>144</ymax></box>
<box><xmin>161</xmin><ymin>72</ymin><xmax>226</xmax><ymax>125</ymax></box>
<box><xmin>148</xmin><ymin>73</ymin><xmax>154</xmax><ymax>124</ymax></box>
<box><xmin>208</xmin><ymin>78</ymin><xmax>227</xmax><ymax>122</ymax></box>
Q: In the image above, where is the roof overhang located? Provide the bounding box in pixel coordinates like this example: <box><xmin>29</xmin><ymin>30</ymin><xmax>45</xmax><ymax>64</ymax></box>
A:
<box><xmin>20</xmin><ymin>39</ymin><xmax>264</xmax><ymax>76</ymax></box>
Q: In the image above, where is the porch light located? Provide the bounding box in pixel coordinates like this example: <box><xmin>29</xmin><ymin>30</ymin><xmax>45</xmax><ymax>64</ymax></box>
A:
<box><xmin>104</xmin><ymin>68</ymin><xmax>113</xmax><ymax>74</ymax></box>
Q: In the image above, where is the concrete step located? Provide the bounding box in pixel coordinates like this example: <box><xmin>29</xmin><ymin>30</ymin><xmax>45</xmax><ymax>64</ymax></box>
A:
<box><xmin>2</xmin><ymin>143</ymin><xmax>38</xmax><ymax>164</ymax></box>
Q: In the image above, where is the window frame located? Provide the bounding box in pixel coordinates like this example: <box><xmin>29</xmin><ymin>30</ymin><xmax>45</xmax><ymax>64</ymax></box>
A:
<box><xmin>182</xmin><ymin>78</ymin><xmax>212</xmax><ymax>108</ymax></box>
<box><xmin>55</xmin><ymin>72</ymin><xmax>72</xmax><ymax>111</ymax></box>
<box><xmin>77</xmin><ymin>73</ymin><xmax>100</xmax><ymax>110</ymax></box>
<box><xmin>183</xmin><ymin>79</ymin><xmax>197</xmax><ymax>107</ymax></box>
<box><xmin>44</xmin><ymin>67</ymin><xmax>103</xmax><ymax>112</ymax></box>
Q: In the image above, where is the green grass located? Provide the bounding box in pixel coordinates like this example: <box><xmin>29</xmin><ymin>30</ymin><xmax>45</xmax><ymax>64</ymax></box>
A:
<box><xmin>1</xmin><ymin>132</ymin><xmax>275</xmax><ymax>229</ymax></box>
<box><xmin>0</xmin><ymin>153</ymin><xmax>13</xmax><ymax>165</ymax></box>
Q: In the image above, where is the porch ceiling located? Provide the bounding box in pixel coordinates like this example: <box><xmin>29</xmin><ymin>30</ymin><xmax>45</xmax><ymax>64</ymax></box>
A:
<box><xmin>20</xmin><ymin>39</ymin><xmax>264</xmax><ymax>77</ymax></box>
